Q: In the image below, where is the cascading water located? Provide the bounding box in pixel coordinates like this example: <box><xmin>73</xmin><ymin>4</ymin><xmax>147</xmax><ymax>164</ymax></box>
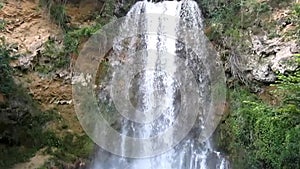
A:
<box><xmin>74</xmin><ymin>0</ymin><xmax>229</xmax><ymax>169</ymax></box>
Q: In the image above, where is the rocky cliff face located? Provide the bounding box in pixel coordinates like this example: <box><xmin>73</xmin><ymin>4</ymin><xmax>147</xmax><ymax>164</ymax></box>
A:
<box><xmin>0</xmin><ymin>1</ymin><xmax>92</xmax><ymax>168</ymax></box>
<box><xmin>250</xmin><ymin>36</ymin><xmax>298</xmax><ymax>83</ymax></box>
<box><xmin>200</xmin><ymin>0</ymin><xmax>299</xmax><ymax>90</ymax></box>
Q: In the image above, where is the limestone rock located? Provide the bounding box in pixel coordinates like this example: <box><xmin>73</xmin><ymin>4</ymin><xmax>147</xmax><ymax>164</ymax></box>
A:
<box><xmin>251</xmin><ymin>36</ymin><xmax>282</xmax><ymax>58</ymax></box>
<box><xmin>252</xmin><ymin>64</ymin><xmax>276</xmax><ymax>83</ymax></box>
<box><xmin>270</xmin><ymin>42</ymin><xmax>299</xmax><ymax>73</ymax></box>
<box><xmin>0</xmin><ymin>0</ymin><xmax>61</xmax><ymax>70</ymax></box>
<box><xmin>248</xmin><ymin>35</ymin><xmax>299</xmax><ymax>82</ymax></box>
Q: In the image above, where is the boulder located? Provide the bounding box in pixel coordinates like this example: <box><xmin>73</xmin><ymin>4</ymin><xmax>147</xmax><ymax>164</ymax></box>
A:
<box><xmin>248</xmin><ymin>35</ymin><xmax>299</xmax><ymax>82</ymax></box>
<box><xmin>270</xmin><ymin>42</ymin><xmax>299</xmax><ymax>73</ymax></box>
<box><xmin>252</xmin><ymin>64</ymin><xmax>276</xmax><ymax>83</ymax></box>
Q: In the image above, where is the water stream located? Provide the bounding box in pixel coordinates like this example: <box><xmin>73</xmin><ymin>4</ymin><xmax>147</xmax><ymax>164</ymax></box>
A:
<box><xmin>85</xmin><ymin>0</ymin><xmax>229</xmax><ymax>168</ymax></box>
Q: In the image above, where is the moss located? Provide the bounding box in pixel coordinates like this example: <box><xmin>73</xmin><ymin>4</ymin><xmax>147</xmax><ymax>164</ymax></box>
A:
<box><xmin>52</xmin><ymin>134</ymin><xmax>93</xmax><ymax>163</ymax></box>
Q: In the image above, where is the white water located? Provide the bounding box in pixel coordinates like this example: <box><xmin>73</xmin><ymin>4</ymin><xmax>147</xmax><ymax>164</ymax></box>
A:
<box><xmin>90</xmin><ymin>0</ymin><xmax>229</xmax><ymax>169</ymax></box>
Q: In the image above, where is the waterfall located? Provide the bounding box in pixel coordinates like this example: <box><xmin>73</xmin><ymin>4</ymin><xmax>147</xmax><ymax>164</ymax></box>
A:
<box><xmin>73</xmin><ymin>0</ymin><xmax>229</xmax><ymax>169</ymax></box>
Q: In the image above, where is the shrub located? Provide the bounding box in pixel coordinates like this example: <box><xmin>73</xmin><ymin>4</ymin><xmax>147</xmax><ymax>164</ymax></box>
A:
<box><xmin>0</xmin><ymin>38</ymin><xmax>16</xmax><ymax>94</ymax></box>
<box><xmin>218</xmin><ymin>56</ymin><xmax>300</xmax><ymax>169</ymax></box>
<box><xmin>39</xmin><ymin>0</ymin><xmax>69</xmax><ymax>30</ymax></box>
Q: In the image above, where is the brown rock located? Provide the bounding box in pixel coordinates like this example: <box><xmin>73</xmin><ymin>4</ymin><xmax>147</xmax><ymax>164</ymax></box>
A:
<box><xmin>0</xmin><ymin>92</ymin><xmax>6</xmax><ymax>104</ymax></box>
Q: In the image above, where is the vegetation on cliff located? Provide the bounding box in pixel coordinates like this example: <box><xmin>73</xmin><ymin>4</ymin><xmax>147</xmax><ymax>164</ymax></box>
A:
<box><xmin>0</xmin><ymin>40</ymin><xmax>93</xmax><ymax>168</ymax></box>
<box><xmin>218</xmin><ymin>65</ymin><xmax>300</xmax><ymax>168</ymax></box>
<box><xmin>207</xmin><ymin>0</ymin><xmax>300</xmax><ymax>168</ymax></box>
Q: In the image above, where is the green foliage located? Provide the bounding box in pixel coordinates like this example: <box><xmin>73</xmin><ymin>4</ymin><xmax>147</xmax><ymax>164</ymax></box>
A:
<box><xmin>0</xmin><ymin>40</ymin><xmax>12</xmax><ymax>92</ymax></box>
<box><xmin>34</xmin><ymin>39</ymin><xmax>69</xmax><ymax>73</ymax></box>
<box><xmin>0</xmin><ymin>109</ymin><xmax>61</xmax><ymax>168</ymax></box>
<box><xmin>51</xmin><ymin>134</ymin><xmax>93</xmax><ymax>162</ymax></box>
<box><xmin>293</xmin><ymin>3</ymin><xmax>300</xmax><ymax>18</ymax></box>
<box><xmin>39</xmin><ymin>0</ymin><xmax>69</xmax><ymax>30</ymax></box>
<box><xmin>292</xmin><ymin>4</ymin><xmax>300</xmax><ymax>40</ymax></box>
<box><xmin>64</xmin><ymin>24</ymin><xmax>101</xmax><ymax>55</ymax></box>
<box><xmin>0</xmin><ymin>2</ymin><xmax>97</xmax><ymax>167</ymax></box>
<box><xmin>274</xmin><ymin>62</ymin><xmax>300</xmax><ymax>106</ymax></box>
<box><xmin>0</xmin><ymin>146</ymin><xmax>37</xmax><ymax>168</ymax></box>
<box><xmin>200</xmin><ymin>0</ymin><xmax>275</xmax><ymax>45</ymax></box>
<box><xmin>49</xmin><ymin>3</ymin><xmax>69</xmax><ymax>30</ymax></box>
<box><xmin>0</xmin><ymin>106</ymin><xmax>92</xmax><ymax>168</ymax></box>
<box><xmin>36</xmin><ymin>0</ymin><xmax>111</xmax><ymax>74</ymax></box>
<box><xmin>0</xmin><ymin>38</ymin><xmax>17</xmax><ymax>94</ymax></box>
<box><xmin>0</xmin><ymin>19</ymin><xmax>6</xmax><ymax>30</ymax></box>
<box><xmin>34</xmin><ymin>24</ymin><xmax>101</xmax><ymax>74</ymax></box>
<box><xmin>0</xmin><ymin>39</ymin><xmax>65</xmax><ymax>168</ymax></box>
<box><xmin>102</xmin><ymin>0</ymin><xmax>115</xmax><ymax>18</ymax></box>
<box><xmin>218</xmin><ymin>56</ymin><xmax>300</xmax><ymax>169</ymax></box>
